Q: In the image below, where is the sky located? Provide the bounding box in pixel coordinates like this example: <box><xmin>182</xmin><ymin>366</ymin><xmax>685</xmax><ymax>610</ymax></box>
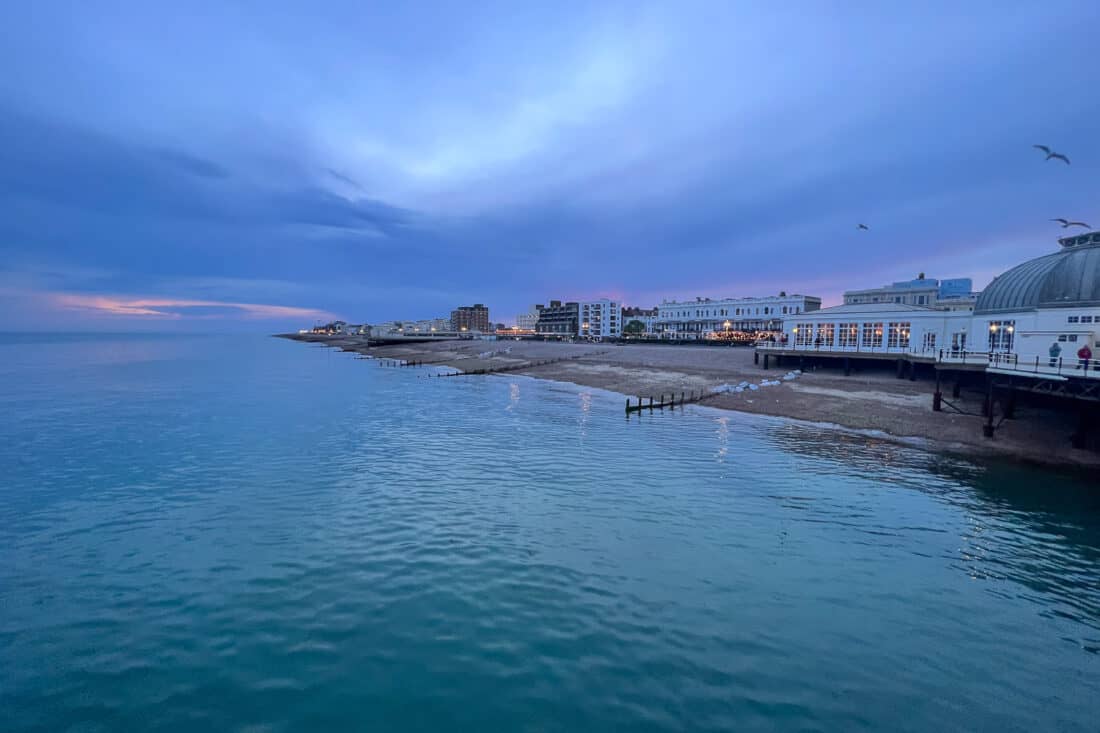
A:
<box><xmin>1</xmin><ymin>1</ymin><xmax>1099</xmax><ymax>331</ymax></box>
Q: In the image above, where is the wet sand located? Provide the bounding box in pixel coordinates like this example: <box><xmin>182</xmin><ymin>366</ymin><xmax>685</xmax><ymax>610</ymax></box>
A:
<box><xmin>282</xmin><ymin>335</ymin><xmax>1100</xmax><ymax>471</ymax></box>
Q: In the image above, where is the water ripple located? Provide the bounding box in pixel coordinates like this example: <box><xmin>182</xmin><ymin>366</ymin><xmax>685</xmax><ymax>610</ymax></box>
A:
<box><xmin>1</xmin><ymin>334</ymin><xmax>1098</xmax><ymax>732</ymax></box>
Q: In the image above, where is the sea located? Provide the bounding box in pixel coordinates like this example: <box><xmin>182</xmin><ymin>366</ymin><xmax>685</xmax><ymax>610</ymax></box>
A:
<box><xmin>1</xmin><ymin>332</ymin><xmax>1098</xmax><ymax>732</ymax></box>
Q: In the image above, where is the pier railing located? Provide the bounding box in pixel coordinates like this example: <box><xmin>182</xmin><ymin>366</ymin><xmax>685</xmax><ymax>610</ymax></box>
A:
<box><xmin>936</xmin><ymin>350</ymin><xmax>1100</xmax><ymax>379</ymax></box>
<box><xmin>754</xmin><ymin>342</ymin><xmax>940</xmax><ymax>357</ymax></box>
<box><xmin>757</xmin><ymin>341</ymin><xmax>1100</xmax><ymax>380</ymax></box>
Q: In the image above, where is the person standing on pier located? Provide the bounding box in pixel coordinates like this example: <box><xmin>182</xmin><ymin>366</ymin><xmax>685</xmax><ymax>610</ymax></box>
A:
<box><xmin>1049</xmin><ymin>341</ymin><xmax>1061</xmax><ymax>367</ymax></box>
<box><xmin>1076</xmin><ymin>343</ymin><xmax>1092</xmax><ymax>371</ymax></box>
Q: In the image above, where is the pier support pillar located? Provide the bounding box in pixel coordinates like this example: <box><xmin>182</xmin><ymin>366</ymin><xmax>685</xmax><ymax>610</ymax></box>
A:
<box><xmin>932</xmin><ymin>372</ymin><xmax>942</xmax><ymax>412</ymax></box>
<box><xmin>754</xmin><ymin>351</ymin><xmax>759</xmax><ymax>365</ymax></box>
<box><xmin>908</xmin><ymin>362</ymin><xmax>917</xmax><ymax>381</ymax></box>
<box><xmin>952</xmin><ymin>380</ymin><xmax>962</xmax><ymax>399</ymax></box>
<box><xmin>844</xmin><ymin>357</ymin><xmax>851</xmax><ymax>376</ymax></box>
<box><xmin>763</xmin><ymin>354</ymin><xmax>770</xmax><ymax>370</ymax></box>
<box><xmin>982</xmin><ymin>379</ymin><xmax>995</xmax><ymax>438</ymax></box>
<box><xmin>896</xmin><ymin>359</ymin><xmax>905</xmax><ymax>379</ymax></box>
<box><xmin>1003</xmin><ymin>388</ymin><xmax>1016</xmax><ymax>419</ymax></box>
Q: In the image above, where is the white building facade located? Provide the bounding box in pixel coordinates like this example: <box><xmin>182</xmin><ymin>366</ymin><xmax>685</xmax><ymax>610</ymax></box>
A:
<box><xmin>770</xmin><ymin>232</ymin><xmax>1100</xmax><ymax>373</ymax></box>
<box><xmin>516</xmin><ymin>305</ymin><xmax>542</xmax><ymax>331</ymax></box>
<box><xmin>655</xmin><ymin>294</ymin><xmax>821</xmax><ymax>338</ymax></box>
<box><xmin>579</xmin><ymin>299</ymin><xmax>621</xmax><ymax>339</ymax></box>
<box><xmin>408</xmin><ymin>318</ymin><xmax>450</xmax><ymax>334</ymax></box>
<box><xmin>783</xmin><ymin>303</ymin><xmax>971</xmax><ymax>354</ymax></box>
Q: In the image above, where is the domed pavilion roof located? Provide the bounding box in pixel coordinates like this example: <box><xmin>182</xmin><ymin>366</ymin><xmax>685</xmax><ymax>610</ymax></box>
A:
<box><xmin>974</xmin><ymin>231</ymin><xmax>1100</xmax><ymax>315</ymax></box>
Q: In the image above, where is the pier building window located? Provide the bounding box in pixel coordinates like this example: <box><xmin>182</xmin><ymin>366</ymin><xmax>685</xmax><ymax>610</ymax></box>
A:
<box><xmin>1083</xmin><ymin>316</ymin><xmax>1094</xmax><ymax>323</ymax></box>
<box><xmin>794</xmin><ymin>323</ymin><xmax>813</xmax><ymax>346</ymax></box>
<box><xmin>816</xmin><ymin>323</ymin><xmax>835</xmax><ymax>347</ymax></box>
<box><xmin>887</xmin><ymin>322</ymin><xmax>911</xmax><ymax>349</ymax></box>
<box><xmin>922</xmin><ymin>332</ymin><xmax>936</xmax><ymax>351</ymax></box>
<box><xmin>838</xmin><ymin>323</ymin><xmax>858</xmax><ymax>348</ymax></box>
<box><xmin>861</xmin><ymin>322</ymin><xmax>884</xmax><ymax>348</ymax></box>
<box><xmin>1068</xmin><ymin>316</ymin><xmax>1079</xmax><ymax>323</ymax></box>
<box><xmin>987</xmin><ymin>320</ymin><xmax>1015</xmax><ymax>352</ymax></box>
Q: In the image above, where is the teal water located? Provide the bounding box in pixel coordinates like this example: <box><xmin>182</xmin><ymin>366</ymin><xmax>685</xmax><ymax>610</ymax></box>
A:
<box><xmin>1</xmin><ymin>333</ymin><xmax>1098</xmax><ymax>732</ymax></box>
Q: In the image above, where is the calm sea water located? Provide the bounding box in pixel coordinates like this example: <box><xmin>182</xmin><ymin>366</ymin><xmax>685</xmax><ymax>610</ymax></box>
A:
<box><xmin>1</xmin><ymin>333</ymin><xmax>1098</xmax><ymax>732</ymax></box>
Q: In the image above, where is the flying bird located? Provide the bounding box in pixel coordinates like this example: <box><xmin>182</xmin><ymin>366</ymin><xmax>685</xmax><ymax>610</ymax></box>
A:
<box><xmin>1051</xmin><ymin>218</ymin><xmax>1091</xmax><ymax>229</ymax></box>
<box><xmin>857</xmin><ymin>223</ymin><xmax>869</xmax><ymax>230</ymax></box>
<box><xmin>1033</xmin><ymin>144</ymin><xmax>1070</xmax><ymax>164</ymax></box>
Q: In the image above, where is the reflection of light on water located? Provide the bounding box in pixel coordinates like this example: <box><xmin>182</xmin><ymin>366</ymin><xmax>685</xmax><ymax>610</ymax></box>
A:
<box><xmin>507</xmin><ymin>382</ymin><xmax>520</xmax><ymax>411</ymax></box>
<box><xmin>714</xmin><ymin>416</ymin><xmax>729</xmax><ymax>462</ymax></box>
<box><xmin>578</xmin><ymin>392</ymin><xmax>592</xmax><ymax>438</ymax></box>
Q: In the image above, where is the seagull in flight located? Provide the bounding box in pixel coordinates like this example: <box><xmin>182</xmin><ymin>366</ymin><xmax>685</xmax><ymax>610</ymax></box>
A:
<box><xmin>857</xmin><ymin>223</ymin><xmax>869</xmax><ymax>230</ymax></box>
<box><xmin>1033</xmin><ymin>144</ymin><xmax>1070</xmax><ymax>164</ymax></box>
<box><xmin>1051</xmin><ymin>218</ymin><xmax>1091</xmax><ymax>229</ymax></box>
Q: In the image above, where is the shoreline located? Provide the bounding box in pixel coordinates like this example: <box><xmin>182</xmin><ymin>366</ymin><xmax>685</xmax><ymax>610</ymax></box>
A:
<box><xmin>279</xmin><ymin>334</ymin><xmax>1100</xmax><ymax>473</ymax></box>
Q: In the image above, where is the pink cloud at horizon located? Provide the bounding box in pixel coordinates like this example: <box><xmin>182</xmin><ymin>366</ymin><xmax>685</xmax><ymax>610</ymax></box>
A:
<box><xmin>51</xmin><ymin>293</ymin><xmax>336</xmax><ymax>321</ymax></box>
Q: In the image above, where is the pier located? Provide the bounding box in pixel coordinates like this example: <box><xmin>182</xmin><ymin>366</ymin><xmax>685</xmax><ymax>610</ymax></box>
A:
<box><xmin>757</xmin><ymin>342</ymin><xmax>1100</xmax><ymax>444</ymax></box>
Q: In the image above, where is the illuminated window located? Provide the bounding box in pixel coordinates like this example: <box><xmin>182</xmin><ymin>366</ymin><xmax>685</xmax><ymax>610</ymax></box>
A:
<box><xmin>987</xmin><ymin>320</ymin><xmax>1015</xmax><ymax>351</ymax></box>
<box><xmin>838</xmin><ymin>323</ymin><xmax>858</xmax><ymax>347</ymax></box>
<box><xmin>887</xmin><ymin>322</ymin><xmax>911</xmax><ymax>349</ymax></box>
<box><xmin>861</xmin><ymin>322</ymin><xmax>884</xmax><ymax>348</ymax></box>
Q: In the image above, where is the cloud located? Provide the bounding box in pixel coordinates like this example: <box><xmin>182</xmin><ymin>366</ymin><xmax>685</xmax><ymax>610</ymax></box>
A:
<box><xmin>1</xmin><ymin>2</ymin><xmax>1099</xmax><ymax>328</ymax></box>
<box><xmin>52</xmin><ymin>293</ymin><xmax>335</xmax><ymax>321</ymax></box>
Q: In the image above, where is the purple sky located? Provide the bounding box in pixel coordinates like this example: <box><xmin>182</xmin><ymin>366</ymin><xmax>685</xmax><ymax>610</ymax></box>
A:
<box><xmin>1</xmin><ymin>1</ymin><xmax>1099</xmax><ymax>330</ymax></box>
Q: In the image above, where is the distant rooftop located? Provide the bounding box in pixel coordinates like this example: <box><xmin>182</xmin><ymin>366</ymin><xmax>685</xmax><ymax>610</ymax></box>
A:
<box><xmin>805</xmin><ymin>302</ymin><xmax>941</xmax><ymax>315</ymax></box>
<box><xmin>659</xmin><ymin>294</ymin><xmax>818</xmax><ymax>305</ymax></box>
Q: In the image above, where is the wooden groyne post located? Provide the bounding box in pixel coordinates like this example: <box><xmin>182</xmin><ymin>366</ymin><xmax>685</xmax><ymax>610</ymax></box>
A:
<box><xmin>625</xmin><ymin>389</ymin><xmax>710</xmax><ymax>414</ymax></box>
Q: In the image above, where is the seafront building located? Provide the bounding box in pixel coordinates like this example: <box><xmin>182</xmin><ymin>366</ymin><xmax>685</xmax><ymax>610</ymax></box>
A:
<box><xmin>768</xmin><ymin>231</ymin><xmax>1100</xmax><ymax>367</ymax></box>
<box><xmin>621</xmin><ymin>307</ymin><xmax>658</xmax><ymax>335</ymax></box>
<box><xmin>536</xmin><ymin>300</ymin><xmax>579</xmax><ymax>336</ymax></box>
<box><xmin>516</xmin><ymin>305</ymin><xmax>543</xmax><ymax>331</ymax></box>
<box><xmin>843</xmin><ymin>275</ymin><xmax>978</xmax><ymax>311</ymax></box>
<box><xmin>579</xmin><ymin>299</ymin><xmax>621</xmax><ymax>339</ymax></box>
<box><xmin>408</xmin><ymin>318</ymin><xmax>450</xmax><ymax>334</ymax></box>
<box><xmin>450</xmin><ymin>304</ymin><xmax>490</xmax><ymax>333</ymax></box>
<box><xmin>655</xmin><ymin>294</ymin><xmax>822</xmax><ymax>338</ymax></box>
